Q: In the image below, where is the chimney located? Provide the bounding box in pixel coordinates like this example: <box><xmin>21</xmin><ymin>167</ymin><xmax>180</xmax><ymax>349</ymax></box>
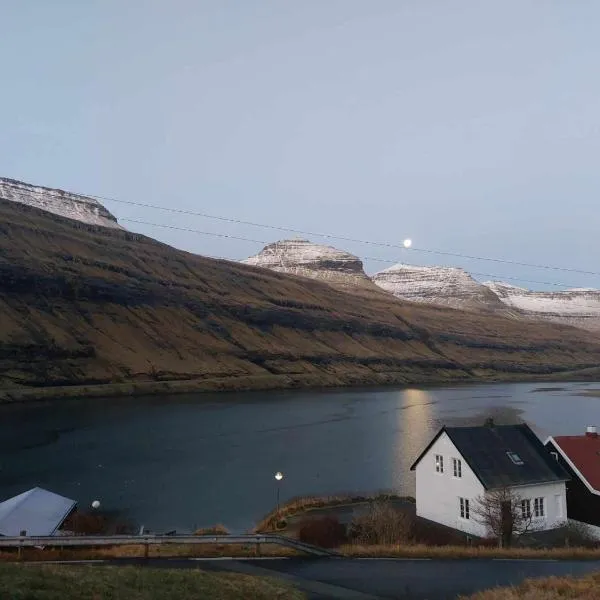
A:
<box><xmin>585</xmin><ymin>426</ymin><xmax>598</xmax><ymax>438</ymax></box>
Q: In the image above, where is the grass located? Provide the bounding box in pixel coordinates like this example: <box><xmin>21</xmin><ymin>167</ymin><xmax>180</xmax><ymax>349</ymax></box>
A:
<box><xmin>461</xmin><ymin>571</ymin><xmax>600</xmax><ymax>599</ymax></box>
<box><xmin>3</xmin><ymin>197</ymin><xmax>600</xmax><ymax>399</ymax></box>
<box><xmin>0</xmin><ymin>544</ymin><xmax>302</xmax><ymax>562</ymax></box>
<box><xmin>254</xmin><ymin>492</ymin><xmax>414</xmax><ymax>533</ymax></box>
<box><xmin>340</xmin><ymin>543</ymin><xmax>600</xmax><ymax>560</ymax></box>
<box><xmin>0</xmin><ymin>562</ymin><xmax>305</xmax><ymax>600</ymax></box>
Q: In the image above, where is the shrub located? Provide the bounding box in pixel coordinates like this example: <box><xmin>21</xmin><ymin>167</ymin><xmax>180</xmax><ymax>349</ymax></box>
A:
<box><xmin>298</xmin><ymin>516</ymin><xmax>347</xmax><ymax>548</ymax></box>
<box><xmin>194</xmin><ymin>524</ymin><xmax>230</xmax><ymax>536</ymax></box>
<box><xmin>348</xmin><ymin>501</ymin><xmax>414</xmax><ymax>545</ymax></box>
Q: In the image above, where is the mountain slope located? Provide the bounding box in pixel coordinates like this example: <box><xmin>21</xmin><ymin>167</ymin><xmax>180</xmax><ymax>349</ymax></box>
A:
<box><xmin>2</xmin><ymin>198</ymin><xmax>600</xmax><ymax>396</ymax></box>
<box><xmin>372</xmin><ymin>264</ymin><xmax>506</xmax><ymax>311</ymax></box>
<box><xmin>0</xmin><ymin>177</ymin><xmax>123</xmax><ymax>229</ymax></box>
<box><xmin>485</xmin><ymin>282</ymin><xmax>600</xmax><ymax>332</ymax></box>
<box><xmin>244</xmin><ymin>239</ymin><xmax>380</xmax><ymax>293</ymax></box>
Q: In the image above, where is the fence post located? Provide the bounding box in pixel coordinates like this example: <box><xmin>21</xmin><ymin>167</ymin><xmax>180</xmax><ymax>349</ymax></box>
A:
<box><xmin>18</xmin><ymin>531</ymin><xmax>26</xmax><ymax>561</ymax></box>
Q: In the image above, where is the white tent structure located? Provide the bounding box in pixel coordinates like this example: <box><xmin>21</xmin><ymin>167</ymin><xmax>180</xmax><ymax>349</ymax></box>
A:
<box><xmin>0</xmin><ymin>487</ymin><xmax>76</xmax><ymax>537</ymax></box>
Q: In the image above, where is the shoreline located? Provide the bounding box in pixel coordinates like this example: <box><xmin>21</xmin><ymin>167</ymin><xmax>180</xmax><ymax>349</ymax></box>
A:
<box><xmin>2</xmin><ymin>366</ymin><xmax>600</xmax><ymax>404</ymax></box>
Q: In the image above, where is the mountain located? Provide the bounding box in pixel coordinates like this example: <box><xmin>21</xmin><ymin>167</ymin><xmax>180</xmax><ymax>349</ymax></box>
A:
<box><xmin>0</xmin><ymin>177</ymin><xmax>123</xmax><ymax>229</ymax></box>
<box><xmin>371</xmin><ymin>264</ymin><xmax>506</xmax><ymax>311</ymax></box>
<box><xmin>2</xmin><ymin>196</ymin><xmax>600</xmax><ymax>401</ymax></box>
<box><xmin>244</xmin><ymin>239</ymin><xmax>378</xmax><ymax>292</ymax></box>
<box><xmin>484</xmin><ymin>282</ymin><xmax>600</xmax><ymax>332</ymax></box>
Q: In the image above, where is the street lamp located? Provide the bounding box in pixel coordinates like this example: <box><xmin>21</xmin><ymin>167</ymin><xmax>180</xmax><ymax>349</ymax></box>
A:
<box><xmin>274</xmin><ymin>472</ymin><xmax>284</xmax><ymax>518</ymax></box>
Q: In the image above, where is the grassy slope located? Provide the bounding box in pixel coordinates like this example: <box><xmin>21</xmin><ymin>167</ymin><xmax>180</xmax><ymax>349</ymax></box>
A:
<box><xmin>0</xmin><ymin>563</ymin><xmax>304</xmax><ymax>600</ymax></box>
<box><xmin>462</xmin><ymin>571</ymin><xmax>600</xmax><ymax>599</ymax></box>
<box><xmin>2</xmin><ymin>199</ymin><xmax>600</xmax><ymax>396</ymax></box>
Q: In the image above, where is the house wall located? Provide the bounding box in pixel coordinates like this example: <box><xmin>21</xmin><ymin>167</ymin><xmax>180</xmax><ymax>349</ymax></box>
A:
<box><xmin>415</xmin><ymin>432</ymin><xmax>486</xmax><ymax>537</ymax></box>
<box><xmin>546</xmin><ymin>440</ymin><xmax>600</xmax><ymax>528</ymax></box>
<box><xmin>415</xmin><ymin>434</ymin><xmax>567</xmax><ymax>538</ymax></box>
<box><xmin>510</xmin><ymin>481</ymin><xmax>567</xmax><ymax>532</ymax></box>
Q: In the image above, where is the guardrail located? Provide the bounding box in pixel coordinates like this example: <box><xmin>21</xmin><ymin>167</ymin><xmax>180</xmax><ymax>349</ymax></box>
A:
<box><xmin>0</xmin><ymin>534</ymin><xmax>339</xmax><ymax>558</ymax></box>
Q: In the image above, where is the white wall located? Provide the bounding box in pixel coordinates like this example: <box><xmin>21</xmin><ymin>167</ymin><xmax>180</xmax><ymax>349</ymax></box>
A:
<box><xmin>415</xmin><ymin>433</ymin><xmax>568</xmax><ymax>538</ymax></box>
<box><xmin>415</xmin><ymin>432</ymin><xmax>486</xmax><ymax>537</ymax></box>
<box><xmin>510</xmin><ymin>481</ymin><xmax>567</xmax><ymax>533</ymax></box>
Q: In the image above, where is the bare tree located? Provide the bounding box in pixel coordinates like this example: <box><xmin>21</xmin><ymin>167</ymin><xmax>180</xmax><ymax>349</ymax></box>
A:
<box><xmin>472</xmin><ymin>487</ymin><xmax>538</xmax><ymax>548</ymax></box>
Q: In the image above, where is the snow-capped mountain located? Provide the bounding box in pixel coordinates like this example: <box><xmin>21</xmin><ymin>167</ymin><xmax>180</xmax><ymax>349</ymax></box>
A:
<box><xmin>244</xmin><ymin>239</ymin><xmax>375</xmax><ymax>289</ymax></box>
<box><xmin>484</xmin><ymin>282</ymin><xmax>600</xmax><ymax>331</ymax></box>
<box><xmin>0</xmin><ymin>177</ymin><xmax>123</xmax><ymax>229</ymax></box>
<box><xmin>372</xmin><ymin>263</ymin><xmax>505</xmax><ymax>310</ymax></box>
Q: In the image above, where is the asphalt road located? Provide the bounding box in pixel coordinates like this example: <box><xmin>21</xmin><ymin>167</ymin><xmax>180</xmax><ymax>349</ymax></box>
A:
<box><xmin>46</xmin><ymin>557</ymin><xmax>600</xmax><ymax>600</ymax></box>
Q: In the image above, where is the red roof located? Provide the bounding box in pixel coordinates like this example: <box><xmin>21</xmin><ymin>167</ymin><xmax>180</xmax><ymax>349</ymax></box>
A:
<box><xmin>553</xmin><ymin>434</ymin><xmax>600</xmax><ymax>492</ymax></box>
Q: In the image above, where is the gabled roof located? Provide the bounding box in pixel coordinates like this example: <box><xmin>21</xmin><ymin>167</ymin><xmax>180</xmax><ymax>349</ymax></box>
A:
<box><xmin>546</xmin><ymin>434</ymin><xmax>600</xmax><ymax>494</ymax></box>
<box><xmin>410</xmin><ymin>424</ymin><xmax>569</xmax><ymax>490</ymax></box>
<box><xmin>0</xmin><ymin>488</ymin><xmax>76</xmax><ymax>537</ymax></box>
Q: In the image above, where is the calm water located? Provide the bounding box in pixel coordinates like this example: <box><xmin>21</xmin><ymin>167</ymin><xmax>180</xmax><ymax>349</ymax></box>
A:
<box><xmin>0</xmin><ymin>381</ymin><xmax>598</xmax><ymax>533</ymax></box>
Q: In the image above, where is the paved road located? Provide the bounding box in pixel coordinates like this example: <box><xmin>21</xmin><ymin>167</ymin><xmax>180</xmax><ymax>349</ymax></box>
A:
<box><xmin>39</xmin><ymin>556</ymin><xmax>600</xmax><ymax>599</ymax></box>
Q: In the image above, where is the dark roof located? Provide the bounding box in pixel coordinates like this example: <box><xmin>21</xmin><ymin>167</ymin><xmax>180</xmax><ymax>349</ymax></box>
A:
<box><xmin>549</xmin><ymin>434</ymin><xmax>600</xmax><ymax>492</ymax></box>
<box><xmin>410</xmin><ymin>424</ymin><xmax>569</xmax><ymax>490</ymax></box>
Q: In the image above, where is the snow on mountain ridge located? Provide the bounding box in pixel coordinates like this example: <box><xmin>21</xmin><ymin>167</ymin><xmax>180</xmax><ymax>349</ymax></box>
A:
<box><xmin>243</xmin><ymin>239</ymin><xmax>374</xmax><ymax>288</ymax></box>
<box><xmin>484</xmin><ymin>281</ymin><xmax>600</xmax><ymax>317</ymax></box>
<box><xmin>0</xmin><ymin>177</ymin><xmax>123</xmax><ymax>229</ymax></box>
<box><xmin>372</xmin><ymin>263</ymin><xmax>505</xmax><ymax>310</ymax></box>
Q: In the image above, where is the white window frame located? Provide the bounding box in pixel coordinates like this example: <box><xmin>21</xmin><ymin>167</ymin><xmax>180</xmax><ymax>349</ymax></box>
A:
<box><xmin>521</xmin><ymin>499</ymin><xmax>532</xmax><ymax>519</ymax></box>
<box><xmin>435</xmin><ymin>454</ymin><xmax>444</xmax><ymax>474</ymax></box>
<box><xmin>534</xmin><ymin>497</ymin><xmax>545</xmax><ymax>518</ymax></box>
<box><xmin>459</xmin><ymin>497</ymin><xmax>470</xmax><ymax>520</ymax></box>
<box><xmin>453</xmin><ymin>458</ymin><xmax>462</xmax><ymax>478</ymax></box>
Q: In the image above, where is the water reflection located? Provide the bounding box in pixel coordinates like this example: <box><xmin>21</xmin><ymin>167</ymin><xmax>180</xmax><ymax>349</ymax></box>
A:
<box><xmin>391</xmin><ymin>389</ymin><xmax>435</xmax><ymax>491</ymax></box>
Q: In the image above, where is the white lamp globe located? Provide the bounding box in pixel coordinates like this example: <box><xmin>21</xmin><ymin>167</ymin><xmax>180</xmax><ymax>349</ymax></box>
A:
<box><xmin>403</xmin><ymin>239</ymin><xmax>412</xmax><ymax>249</ymax></box>
<box><xmin>274</xmin><ymin>472</ymin><xmax>283</xmax><ymax>481</ymax></box>
<box><xmin>91</xmin><ymin>500</ymin><xmax>101</xmax><ymax>509</ymax></box>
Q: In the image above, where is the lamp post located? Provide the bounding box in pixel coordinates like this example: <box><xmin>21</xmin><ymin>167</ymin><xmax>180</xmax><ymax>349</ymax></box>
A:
<box><xmin>274</xmin><ymin>472</ymin><xmax>284</xmax><ymax>518</ymax></box>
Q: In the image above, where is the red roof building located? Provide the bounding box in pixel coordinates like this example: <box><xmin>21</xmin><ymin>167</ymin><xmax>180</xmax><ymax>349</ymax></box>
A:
<box><xmin>545</xmin><ymin>426</ymin><xmax>600</xmax><ymax>530</ymax></box>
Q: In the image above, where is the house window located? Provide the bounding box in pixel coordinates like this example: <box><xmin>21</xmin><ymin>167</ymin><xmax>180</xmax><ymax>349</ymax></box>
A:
<box><xmin>459</xmin><ymin>497</ymin><xmax>470</xmax><ymax>519</ymax></box>
<box><xmin>507</xmin><ymin>452</ymin><xmax>524</xmax><ymax>465</ymax></box>
<box><xmin>534</xmin><ymin>497</ymin><xmax>545</xmax><ymax>518</ymax></box>
<box><xmin>521</xmin><ymin>499</ymin><xmax>532</xmax><ymax>519</ymax></box>
<box><xmin>453</xmin><ymin>458</ymin><xmax>462</xmax><ymax>478</ymax></box>
<box><xmin>435</xmin><ymin>454</ymin><xmax>444</xmax><ymax>473</ymax></box>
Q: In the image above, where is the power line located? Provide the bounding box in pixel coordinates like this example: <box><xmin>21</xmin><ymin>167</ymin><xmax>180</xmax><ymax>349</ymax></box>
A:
<box><xmin>121</xmin><ymin>217</ymin><xmax>596</xmax><ymax>290</ymax></box>
<box><xmin>12</xmin><ymin>182</ymin><xmax>600</xmax><ymax>278</ymax></box>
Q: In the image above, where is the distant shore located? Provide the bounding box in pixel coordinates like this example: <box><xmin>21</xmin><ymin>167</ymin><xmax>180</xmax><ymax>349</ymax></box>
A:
<box><xmin>2</xmin><ymin>366</ymin><xmax>600</xmax><ymax>404</ymax></box>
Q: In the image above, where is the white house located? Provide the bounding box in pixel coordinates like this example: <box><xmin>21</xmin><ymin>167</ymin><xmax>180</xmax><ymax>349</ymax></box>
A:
<box><xmin>410</xmin><ymin>423</ymin><xmax>570</xmax><ymax>538</ymax></box>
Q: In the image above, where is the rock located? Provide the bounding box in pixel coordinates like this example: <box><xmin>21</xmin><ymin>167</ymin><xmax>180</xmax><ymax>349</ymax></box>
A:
<box><xmin>0</xmin><ymin>177</ymin><xmax>123</xmax><ymax>229</ymax></box>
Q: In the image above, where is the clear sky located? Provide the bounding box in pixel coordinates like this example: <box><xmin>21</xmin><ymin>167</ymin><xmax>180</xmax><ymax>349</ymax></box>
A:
<box><xmin>2</xmin><ymin>1</ymin><xmax>599</xmax><ymax>289</ymax></box>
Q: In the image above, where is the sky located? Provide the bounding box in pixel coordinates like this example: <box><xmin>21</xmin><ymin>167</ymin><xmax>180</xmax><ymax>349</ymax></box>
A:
<box><xmin>2</xmin><ymin>1</ymin><xmax>600</xmax><ymax>290</ymax></box>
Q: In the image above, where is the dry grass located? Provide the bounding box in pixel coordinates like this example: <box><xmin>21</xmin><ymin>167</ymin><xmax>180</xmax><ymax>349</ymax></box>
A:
<box><xmin>0</xmin><ymin>543</ymin><xmax>302</xmax><ymax>562</ymax></box>
<box><xmin>0</xmin><ymin>562</ymin><xmax>305</xmax><ymax>600</ymax></box>
<box><xmin>461</xmin><ymin>571</ymin><xmax>600</xmax><ymax>599</ymax></box>
<box><xmin>194</xmin><ymin>524</ymin><xmax>230</xmax><ymax>536</ymax></box>
<box><xmin>254</xmin><ymin>492</ymin><xmax>411</xmax><ymax>533</ymax></box>
<box><xmin>340</xmin><ymin>543</ymin><xmax>600</xmax><ymax>560</ymax></box>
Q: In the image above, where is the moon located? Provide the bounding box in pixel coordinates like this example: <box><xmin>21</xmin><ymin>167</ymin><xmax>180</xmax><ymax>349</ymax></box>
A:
<box><xmin>403</xmin><ymin>239</ymin><xmax>412</xmax><ymax>248</ymax></box>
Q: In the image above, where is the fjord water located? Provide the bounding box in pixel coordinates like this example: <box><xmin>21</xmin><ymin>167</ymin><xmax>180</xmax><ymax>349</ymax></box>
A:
<box><xmin>0</xmin><ymin>382</ymin><xmax>597</xmax><ymax>533</ymax></box>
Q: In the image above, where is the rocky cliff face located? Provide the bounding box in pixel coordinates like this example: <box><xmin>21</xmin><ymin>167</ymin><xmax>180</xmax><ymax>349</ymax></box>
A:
<box><xmin>484</xmin><ymin>282</ymin><xmax>600</xmax><ymax>332</ymax></box>
<box><xmin>372</xmin><ymin>264</ymin><xmax>506</xmax><ymax>311</ymax></box>
<box><xmin>244</xmin><ymin>239</ymin><xmax>376</xmax><ymax>290</ymax></box>
<box><xmin>0</xmin><ymin>177</ymin><xmax>123</xmax><ymax>229</ymax></box>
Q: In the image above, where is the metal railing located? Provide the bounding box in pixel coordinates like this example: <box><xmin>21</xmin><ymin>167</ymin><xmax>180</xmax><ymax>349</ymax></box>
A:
<box><xmin>0</xmin><ymin>533</ymin><xmax>339</xmax><ymax>557</ymax></box>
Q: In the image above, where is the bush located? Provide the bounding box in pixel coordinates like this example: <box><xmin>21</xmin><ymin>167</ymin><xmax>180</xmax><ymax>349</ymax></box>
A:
<box><xmin>194</xmin><ymin>524</ymin><xmax>230</xmax><ymax>536</ymax></box>
<box><xmin>553</xmin><ymin>521</ymin><xmax>599</xmax><ymax>549</ymax></box>
<box><xmin>297</xmin><ymin>516</ymin><xmax>347</xmax><ymax>548</ymax></box>
<box><xmin>348</xmin><ymin>501</ymin><xmax>414</xmax><ymax>545</ymax></box>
